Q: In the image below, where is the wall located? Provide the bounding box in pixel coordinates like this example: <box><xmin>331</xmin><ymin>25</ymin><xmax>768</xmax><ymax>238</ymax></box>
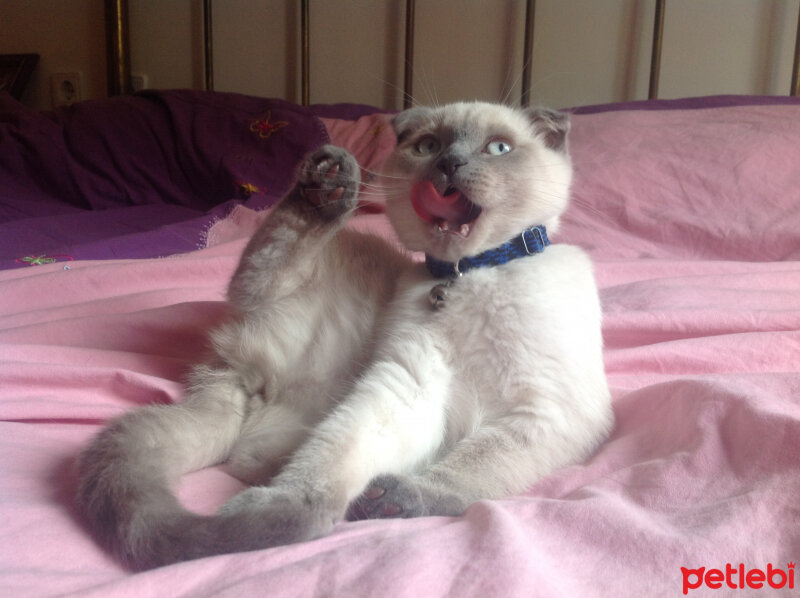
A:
<box><xmin>659</xmin><ymin>0</ymin><xmax>799</xmax><ymax>99</ymax></box>
<box><xmin>128</xmin><ymin>0</ymin><xmax>202</xmax><ymax>91</ymax></box>
<box><xmin>0</xmin><ymin>0</ymin><xmax>106</xmax><ymax>109</ymax></box>
<box><xmin>1</xmin><ymin>0</ymin><xmax>798</xmax><ymax>111</ymax></box>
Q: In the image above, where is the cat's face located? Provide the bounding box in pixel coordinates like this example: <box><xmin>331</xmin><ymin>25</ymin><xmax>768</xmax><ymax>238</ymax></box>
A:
<box><xmin>383</xmin><ymin>102</ymin><xmax>572</xmax><ymax>262</ymax></box>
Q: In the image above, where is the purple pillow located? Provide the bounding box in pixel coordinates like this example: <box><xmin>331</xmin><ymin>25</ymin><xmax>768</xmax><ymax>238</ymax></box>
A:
<box><xmin>0</xmin><ymin>90</ymin><xmax>328</xmax><ymax>215</ymax></box>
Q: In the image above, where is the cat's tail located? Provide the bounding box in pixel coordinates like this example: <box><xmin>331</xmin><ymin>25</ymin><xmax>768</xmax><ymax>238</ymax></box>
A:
<box><xmin>76</xmin><ymin>402</ymin><xmax>227</xmax><ymax>568</ymax></box>
<box><xmin>76</xmin><ymin>366</ymin><xmax>260</xmax><ymax>569</ymax></box>
<box><xmin>76</xmin><ymin>385</ymin><xmax>339</xmax><ymax>569</ymax></box>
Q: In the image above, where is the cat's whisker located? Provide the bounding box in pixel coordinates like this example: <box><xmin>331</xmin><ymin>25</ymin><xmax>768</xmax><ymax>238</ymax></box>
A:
<box><xmin>414</xmin><ymin>64</ymin><xmax>441</xmax><ymax>109</ymax></box>
<box><xmin>567</xmin><ymin>196</ymin><xmax>607</xmax><ymax>220</ymax></box>
<box><xmin>499</xmin><ymin>54</ymin><xmax>528</xmax><ymax>107</ymax></box>
<box><xmin>360</xmin><ymin>169</ymin><xmax>412</xmax><ymax>183</ymax></box>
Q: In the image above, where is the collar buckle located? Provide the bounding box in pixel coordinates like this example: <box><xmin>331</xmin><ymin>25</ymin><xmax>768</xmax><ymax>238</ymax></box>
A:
<box><xmin>522</xmin><ymin>226</ymin><xmax>547</xmax><ymax>255</ymax></box>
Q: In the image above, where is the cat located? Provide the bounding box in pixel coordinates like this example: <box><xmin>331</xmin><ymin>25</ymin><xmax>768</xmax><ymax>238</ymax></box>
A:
<box><xmin>77</xmin><ymin>101</ymin><xmax>613</xmax><ymax>570</ymax></box>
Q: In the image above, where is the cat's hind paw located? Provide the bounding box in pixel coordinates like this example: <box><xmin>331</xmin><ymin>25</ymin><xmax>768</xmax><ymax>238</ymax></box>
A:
<box><xmin>216</xmin><ymin>486</ymin><xmax>338</xmax><ymax>549</ymax></box>
<box><xmin>295</xmin><ymin>145</ymin><xmax>360</xmax><ymax>220</ymax></box>
<box><xmin>347</xmin><ymin>474</ymin><xmax>427</xmax><ymax>520</ymax></box>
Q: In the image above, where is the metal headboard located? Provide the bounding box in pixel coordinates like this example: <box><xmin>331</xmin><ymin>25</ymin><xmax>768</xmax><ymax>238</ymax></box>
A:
<box><xmin>105</xmin><ymin>0</ymin><xmax>800</xmax><ymax>104</ymax></box>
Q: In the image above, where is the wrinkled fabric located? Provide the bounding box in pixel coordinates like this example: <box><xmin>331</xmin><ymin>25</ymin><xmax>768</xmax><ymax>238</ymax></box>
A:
<box><xmin>1</xmin><ymin>99</ymin><xmax>799</xmax><ymax>597</ymax></box>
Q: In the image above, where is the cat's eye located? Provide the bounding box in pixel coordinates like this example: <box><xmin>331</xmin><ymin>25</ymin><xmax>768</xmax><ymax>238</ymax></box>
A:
<box><xmin>486</xmin><ymin>139</ymin><xmax>513</xmax><ymax>156</ymax></box>
<box><xmin>415</xmin><ymin>136</ymin><xmax>441</xmax><ymax>155</ymax></box>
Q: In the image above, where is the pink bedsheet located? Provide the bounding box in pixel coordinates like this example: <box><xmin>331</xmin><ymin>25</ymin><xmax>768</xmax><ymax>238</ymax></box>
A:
<box><xmin>2</xmin><ymin>103</ymin><xmax>800</xmax><ymax>597</ymax></box>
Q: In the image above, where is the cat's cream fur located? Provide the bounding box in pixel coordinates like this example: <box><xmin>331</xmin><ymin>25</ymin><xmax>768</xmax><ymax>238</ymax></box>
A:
<box><xmin>77</xmin><ymin>101</ymin><xmax>612</xmax><ymax>569</ymax></box>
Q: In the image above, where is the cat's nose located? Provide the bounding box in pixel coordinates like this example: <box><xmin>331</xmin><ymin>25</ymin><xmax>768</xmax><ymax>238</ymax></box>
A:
<box><xmin>437</xmin><ymin>156</ymin><xmax>466</xmax><ymax>177</ymax></box>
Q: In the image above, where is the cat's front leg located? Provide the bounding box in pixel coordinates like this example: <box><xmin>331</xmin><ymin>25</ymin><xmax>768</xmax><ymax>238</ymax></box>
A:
<box><xmin>228</xmin><ymin>145</ymin><xmax>360</xmax><ymax>312</ymax></box>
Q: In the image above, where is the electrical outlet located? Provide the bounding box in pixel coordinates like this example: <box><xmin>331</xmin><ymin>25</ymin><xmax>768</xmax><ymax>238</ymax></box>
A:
<box><xmin>131</xmin><ymin>73</ymin><xmax>148</xmax><ymax>92</ymax></box>
<box><xmin>51</xmin><ymin>72</ymin><xmax>82</xmax><ymax>106</ymax></box>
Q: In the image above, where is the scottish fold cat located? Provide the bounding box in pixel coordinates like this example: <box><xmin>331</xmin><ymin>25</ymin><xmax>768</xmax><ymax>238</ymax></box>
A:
<box><xmin>78</xmin><ymin>101</ymin><xmax>612</xmax><ymax>569</ymax></box>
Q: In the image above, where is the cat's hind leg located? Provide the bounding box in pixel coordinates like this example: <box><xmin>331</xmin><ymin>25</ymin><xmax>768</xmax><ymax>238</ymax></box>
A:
<box><xmin>350</xmin><ymin>406</ymin><xmax>611</xmax><ymax>519</ymax></box>
<box><xmin>218</xmin><ymin>325</ymin><xmax>453</xmax><ymax>541</ymax></box>
<box><xmin>225</xmin><ymin>401</ymin><xmax>311</xmax><ymax>485</ymax></box>
<box><xmin>348</xmin><ymin>416</ymin><xmax>534</xmax><ymax>519</ymax></box>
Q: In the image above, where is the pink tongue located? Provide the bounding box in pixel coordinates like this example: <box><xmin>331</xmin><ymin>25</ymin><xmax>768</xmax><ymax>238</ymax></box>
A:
<box><xmin>410</xmin><ymin>181</ymin><xmax>476</xmax><ymax>225</ymax></box>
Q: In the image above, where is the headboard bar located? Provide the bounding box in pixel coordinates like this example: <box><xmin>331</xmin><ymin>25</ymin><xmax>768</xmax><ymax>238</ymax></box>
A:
<box><xmin>520</xmin><ymin>0</ymin><xmax>536</xmax><ymax>106</ymax></box>
<box><xmin>104</xmin><ymin>0</ymin><xmax>132</xmax><ymax>96</ymax></box>
<box><xmin>203</xmin><ymin>0</ymin><xmax>214</xmax><ymax>91</ymax></box>
<box><xmin>792</xmin><ymin>4</ymin><xmax>800</xmax><ymax>97</ymax></box>
<box><xmin>648</xmin><ymin>0</ymin><xmax>666</xmax><ymax>99</ymax></box>
<box><xmin>403</xmin><ymin>0</ymin><xmax>416</xmax><ymax>109</ymax></box>
<box><xmin>301</xmin><ymin>0</ymin><xmax>310</xmax><ymax>105</ymax></box>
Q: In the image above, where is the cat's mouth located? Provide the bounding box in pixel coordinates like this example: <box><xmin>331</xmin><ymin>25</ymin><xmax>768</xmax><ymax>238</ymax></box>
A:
<box><xmin>410</xmin><ymin>180</ymin><xmax>482</xmax><ymax>237</ymax></box>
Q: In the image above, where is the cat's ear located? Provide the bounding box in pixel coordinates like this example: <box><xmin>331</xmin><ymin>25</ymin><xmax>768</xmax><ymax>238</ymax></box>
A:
<box><xmin>525</xmin><ymin>107</ymin><xmax>570</xmax><ymax>153</ymax></box>
<box><xmin>392</xmin><ymin>107</ymin><xmax>434</xmax><ymax>144</ymax></box>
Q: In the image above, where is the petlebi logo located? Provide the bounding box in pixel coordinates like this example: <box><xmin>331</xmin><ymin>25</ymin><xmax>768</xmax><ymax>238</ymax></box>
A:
<box><xmin>681</xmin><ymin>562</ymin><xmax>795</xmax><ymax>594</ymax></box>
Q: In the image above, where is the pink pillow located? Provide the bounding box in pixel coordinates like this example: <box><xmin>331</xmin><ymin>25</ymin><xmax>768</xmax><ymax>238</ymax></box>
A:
<box><xmin>321</xmin><ymin>113</ymin><xmax>396</xmax><ymax>214</ymax></box>
<box><xmin>562</xmin><ymin>105</ymin><xmax>800</xmax><ymax>261</ymax></box>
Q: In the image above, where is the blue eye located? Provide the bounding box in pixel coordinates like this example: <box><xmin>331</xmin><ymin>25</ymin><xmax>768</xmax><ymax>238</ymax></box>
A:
<box><xmin>486</xmin><ymin>140</ymin><xmax>513</xmax><ymax>156</ymax></box>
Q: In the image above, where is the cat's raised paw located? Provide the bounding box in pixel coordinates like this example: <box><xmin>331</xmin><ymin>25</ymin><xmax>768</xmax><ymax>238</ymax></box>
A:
<box><xmin>296</xmin><ymin>145</ymin><xmax>360</xmax><ymax>220</ymax></box>
<box><xmin>347</xmin><ymin>474</ymin><xmax>426</xmax><ymax>520</ymax></box>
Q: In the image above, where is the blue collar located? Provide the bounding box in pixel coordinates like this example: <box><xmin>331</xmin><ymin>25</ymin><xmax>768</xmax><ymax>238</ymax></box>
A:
<box><xmin>425</xmin><ymin>225</ymin><xmax>550</xmax><ymax>278</ymax></box>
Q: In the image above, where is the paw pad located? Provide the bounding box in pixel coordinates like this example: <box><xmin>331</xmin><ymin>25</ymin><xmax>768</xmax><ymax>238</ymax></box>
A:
<box><xmin>347</xmin><ymin>474</ymin><xmax>425</xmax><ymax>520</ymax></box>
<box><xmin>297</xmin><ymin>146</ymin><xmax>360</xmax><ymax>216</ymax></box>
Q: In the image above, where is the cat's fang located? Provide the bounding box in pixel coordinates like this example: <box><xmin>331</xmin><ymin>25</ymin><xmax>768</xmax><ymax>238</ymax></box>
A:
<box><xmin>436</xmin><ymin>220</ymin><xmax>473</xmax><ymax>237</ymax></box>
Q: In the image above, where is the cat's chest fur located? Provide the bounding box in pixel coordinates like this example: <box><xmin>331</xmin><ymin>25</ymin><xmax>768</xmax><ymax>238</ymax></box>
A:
<box><xmin>386</xmin><ymin>244</ymin><xmax>596</xmax><ymax>424</ymax></box>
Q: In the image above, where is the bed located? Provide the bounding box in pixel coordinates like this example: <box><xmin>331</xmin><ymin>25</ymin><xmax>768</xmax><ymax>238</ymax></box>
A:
<box><xmin>2</xmin><ymin>4</ymin><xmax>800</xmax><ymax>597</ymax></box>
